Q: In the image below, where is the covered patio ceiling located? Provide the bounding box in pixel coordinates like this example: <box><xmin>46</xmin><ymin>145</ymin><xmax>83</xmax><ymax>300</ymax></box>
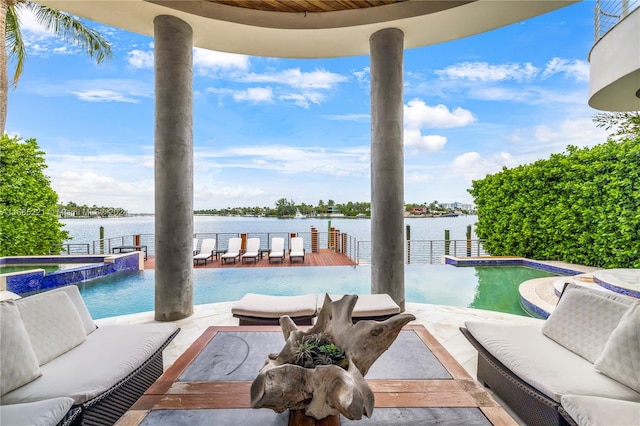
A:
<box><xmin>40</xmin><ymin>0</ymin><xmax>577</xmax><ymax>58</ymax></box>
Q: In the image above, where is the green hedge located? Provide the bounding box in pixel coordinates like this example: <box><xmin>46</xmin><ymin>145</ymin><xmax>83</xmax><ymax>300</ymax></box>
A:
<box><xmin>469</xmin><ymin>138</ymin><xmax>640</xmax><ymax>268</ymax></box>
<box><xmin>0</xmin><ymin>135</ymin><xmax>69</xmax><ymax>256</ymax></box>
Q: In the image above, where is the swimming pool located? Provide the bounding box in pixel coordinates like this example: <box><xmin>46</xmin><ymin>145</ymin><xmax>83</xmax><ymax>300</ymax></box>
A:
<box><xmin>76</xmin><ymin>265</ymin><xmax>559</xmax><ymax>319</ymax></box>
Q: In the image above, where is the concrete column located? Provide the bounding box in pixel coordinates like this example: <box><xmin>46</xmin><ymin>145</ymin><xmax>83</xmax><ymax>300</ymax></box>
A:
<box><xmin>370</xmin><ymin>28</ymin><xmax>405</xmax><ymax>311</ymax></box>
<box><xmin>154</xmin><ymin>15</ymin><xmax>194</xmax><ymax>321</ymax></box>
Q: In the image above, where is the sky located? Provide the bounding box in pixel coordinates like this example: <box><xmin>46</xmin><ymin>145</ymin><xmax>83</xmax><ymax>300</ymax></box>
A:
<box><xmin>8</xmin><ymin>1</ymin><xmax>609</xmax><ymax>214</ymax></box>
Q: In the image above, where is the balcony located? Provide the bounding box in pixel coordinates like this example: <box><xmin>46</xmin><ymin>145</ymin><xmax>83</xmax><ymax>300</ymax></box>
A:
<box><xmin>589</xmin><ymin>0</ymin><xmax>640</xmax><ymax>111</ymax></box>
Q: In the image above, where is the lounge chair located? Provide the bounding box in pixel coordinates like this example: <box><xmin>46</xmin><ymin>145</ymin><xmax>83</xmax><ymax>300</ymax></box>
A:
<box><xmin>193</xmin><ymin>237</ymin><xmax>199</xmax><ymax>255</ymax></box>
<box><xmin>221</xmin><ymin>237</ymin><xmax>242</xmax><ymax>264</ymax></box>
<box><xmin>232</xmin><ymin>293</ymin><xmax>317</xmax><ymax>325</ymax></box>
<box><xmin>193</xmin><ymin>238</ymin><xmax>216</xmax><ymax>265</ymax></box>
<box><xmin>268</xmin><ymin>237</ymin><xmax>285</xmax><ymax>263</ymax></box>
<box><xmin>241</xmin><ymin>237</ymin><xmax>260</xmax><ymax>264</ymax></box>
<box><xmin>289</xmin><ymin>236</ymin><xmax>305</xmax><ymax>262</ymax></box>
<box><xmin>317</xmin><ymin>294</ymin><xmax>401</xmax><ymax>322</ymax></box>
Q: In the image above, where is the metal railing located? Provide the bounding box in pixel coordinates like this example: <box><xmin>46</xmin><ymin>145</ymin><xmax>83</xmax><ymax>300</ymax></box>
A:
<box><xmin>356</xmin><ymin>239</ymin><xmax>488</xmax><ymax>265</ymax></box>
<box><xmin>62</xmin><ymin>233</ymin><xmax>485</xmax><ymax>265</ymax></box>
<box><xmin>594</xmin><ymin>0</ymin><xmax>640</xmax><ymax>41</ymax></box>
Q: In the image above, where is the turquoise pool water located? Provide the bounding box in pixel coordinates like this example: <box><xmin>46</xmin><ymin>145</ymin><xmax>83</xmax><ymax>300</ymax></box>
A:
<box><xmin>77</xmin><ymin>265</ymin><xmax>559</xmax><ymax>319</ymax></box>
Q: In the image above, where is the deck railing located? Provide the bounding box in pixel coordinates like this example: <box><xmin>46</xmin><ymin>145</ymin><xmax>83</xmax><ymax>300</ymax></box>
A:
<box><xmin>356</xmin><ymin>239</ymin><xmax>488</xmax><ymax>265</ymax></box>
<box><xmin>61</xmin><ymin>233</ymin><xmax>487</xmax><ymax>265</ymax></box>
<box><xmin>594</xmin><ymin>0</ymin><xmax>640</xmax><ymax>41</ymax></box>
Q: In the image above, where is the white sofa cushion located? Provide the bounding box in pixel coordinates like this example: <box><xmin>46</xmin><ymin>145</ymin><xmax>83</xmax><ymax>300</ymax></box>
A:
<box><xmin>43</xmin><ymin>285</ymin><xmax>97</xmax><ymax>335</ymax></box>
<box><xmin>1</xmin><ymin>323</ymin><xmax>178</xmax><ymax>405</ymax></box>
<box><xmin>561</xmin><ymin>394</ymin><xmax>640</xmax><ymax>426</ymax></box>
<box><xmin>318</xmin><ymin>294</ymin><xmax>401</xmax><ymax>317</ymax></box>
<box><xmin>542</xmin><ymin>284</ymin><xmax>633</xmax><ymax>363</ymax></box>
<box><xmin>17</xmin><ymin>291</ymin><xmax>87</xmax><ymax>366</ymax></box>
<box><xmin>465</xmin><ymin>320</ymin><xmax>640</xmax><ymax>403</ymax></box>
<box><xmin>0</xmin><ymin>300</ymin><xmax>41</xmax><ymax>395</ymax></box>
<box><xmin>232</xmin><ymin>293</ymin><xmax>317</xmax><ymax>319</ymax></box>
<box><xmin>0</xmin><ymin>397</ymin><xmax>75</xmax><ymax>426</ymax></box>
<box><xmin>594</xmin><ymin>303</ymin><xmax>640</xmax><ymax>392</ymax></box>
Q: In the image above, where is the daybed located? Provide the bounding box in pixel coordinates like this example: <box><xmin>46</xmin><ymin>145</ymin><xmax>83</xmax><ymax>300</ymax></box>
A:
<box><xmin>231</xmin><ymin>293</ymin><xmax>402</xmax><ymax>325</ymax></box>
<box><xmin>0</xmin><ymin>285</ymin><xmax>179</xmax><ymax>426</ymax></box>
<box><xmin>460</xmin><ymin>283</ymin><xmax>640</xmax><ymax>426</ymax></box>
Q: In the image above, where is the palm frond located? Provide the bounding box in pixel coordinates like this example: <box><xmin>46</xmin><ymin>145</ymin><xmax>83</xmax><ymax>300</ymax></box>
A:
<box><xmin>6</xmin><ymin>5</ymin><xmax>27</xmax><ymax>88</ymax></box>
<box><xmin>23</xmin><ymin>2</ymin><xmax>112</xmax><ymax>64</ymax></box>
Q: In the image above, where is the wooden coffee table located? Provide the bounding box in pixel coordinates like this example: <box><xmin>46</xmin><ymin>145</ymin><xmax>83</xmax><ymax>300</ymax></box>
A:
<box><xmin>115</xmin><ymin>325</ymin><xmax>516</xmax><ymax>425</ymax></box>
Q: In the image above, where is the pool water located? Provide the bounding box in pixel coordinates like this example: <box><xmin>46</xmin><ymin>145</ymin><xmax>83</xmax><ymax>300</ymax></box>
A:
<box><xmin>77</xmin><ymin>265</ymin><xmax>559</xmax><ymax>320</ymax></box>
<box><xmin>0</xmin><ymin>264</ymin><xmax>92</xmax><ymax>274</ymax></box>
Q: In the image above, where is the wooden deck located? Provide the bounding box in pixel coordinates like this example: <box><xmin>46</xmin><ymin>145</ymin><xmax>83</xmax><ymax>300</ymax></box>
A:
<box><xmin>144</xmin><ymin>250</ymin><xmax>356</xmax><ymax>270</ymax></box>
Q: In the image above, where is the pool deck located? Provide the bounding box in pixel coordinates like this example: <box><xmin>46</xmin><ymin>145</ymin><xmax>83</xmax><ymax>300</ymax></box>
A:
<box><xmin>144</xmin><ymin>250</ymin><xmax>356</xmax><ymax>270</ymax></box>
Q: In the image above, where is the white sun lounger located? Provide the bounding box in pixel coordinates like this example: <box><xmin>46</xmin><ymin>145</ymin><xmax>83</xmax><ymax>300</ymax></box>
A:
<box><xmin>289</xmin><ymin>236</ymin><xmax>305</xmax><ymax>262</ymax></box>
<box><xmin>268</xmin><ymin>237</ymin><xmax>285</xmax><ymax>263</ymax></box>
<box><xmin>221</xmin><ymin>237</ymin><xmax>242</xmax><ymax>264</ymax></box>
<box><xmin>193</xmin><ymin>238</ymin><xmax>216</xmax><ymax>265</ymax></box>
<box><xmin>241</xmin><ymin>237</ymin><xmax>260</xmax><ymax>263</ymax></box>
<box><xmin>232</xmin><ymin>293</ymin><xmax>317</xmax><ymax>325</ymax></box>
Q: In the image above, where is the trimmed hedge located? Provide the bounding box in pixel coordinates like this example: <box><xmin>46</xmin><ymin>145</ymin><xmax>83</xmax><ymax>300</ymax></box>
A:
<box><xmin>469</xmin><ymin>138</ymin><xmax>640</xmax><ymax>268</ymax></box>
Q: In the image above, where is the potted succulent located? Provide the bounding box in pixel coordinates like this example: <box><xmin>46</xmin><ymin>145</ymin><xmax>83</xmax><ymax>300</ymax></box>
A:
<box><xmin>250</xmin><ymin>294</ymin><xmax>415</xmax><ymax>425</ymax></box>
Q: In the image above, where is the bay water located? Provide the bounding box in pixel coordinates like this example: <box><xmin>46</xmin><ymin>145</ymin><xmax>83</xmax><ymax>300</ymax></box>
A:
<box><xmin>61</xmin><ymin>215</ymin><xmax>480</xmax><ymax>245</ymax></box>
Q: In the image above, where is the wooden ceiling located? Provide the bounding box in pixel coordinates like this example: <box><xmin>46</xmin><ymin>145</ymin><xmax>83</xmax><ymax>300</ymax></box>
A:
<box><xmin>209</xmin><ymin>0</ymin><xmax>405</xmax><ymax>13</ymax></box>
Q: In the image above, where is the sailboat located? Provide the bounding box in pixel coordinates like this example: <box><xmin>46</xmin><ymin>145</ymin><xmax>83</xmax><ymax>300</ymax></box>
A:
<box><xmin>295</xmin><ymin>210</ymin><xmax>307</xmax><ymax>219</ymax></box>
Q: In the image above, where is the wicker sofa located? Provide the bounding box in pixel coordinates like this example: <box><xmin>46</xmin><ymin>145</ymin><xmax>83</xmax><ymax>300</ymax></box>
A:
<box><xmin>460</xmin><ymin>283</ymin><xmax>639</xmax><ymax>426</ymax></box>
<box><xmin>0</xmin><ymin>285</ymin><xmax>179</xmax><ymax>425</ymax></box>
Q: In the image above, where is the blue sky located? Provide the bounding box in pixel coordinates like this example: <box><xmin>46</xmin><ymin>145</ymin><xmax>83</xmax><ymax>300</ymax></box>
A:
<box><xmin>8</xmin><ymin>1</ymin><xmax>608</xmax><ymax>213</ymax></box>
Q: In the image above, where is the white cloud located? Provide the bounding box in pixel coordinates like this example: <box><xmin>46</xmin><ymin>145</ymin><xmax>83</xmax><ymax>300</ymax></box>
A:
<box><xmin>241</xmin><ymin>68</ymin><xmax>347</xmax><ymax>89</ymax></box>
<box><xmin>17</xmin><ymin>7</ymin><xmax>51</xmax><ymax>36</ymax></box>
<box><xmin>404</xmin><ymin>99</ymin><xmax>476</xmax><ymax>129</ymax></box>
<box><xmin>279</xmin><ymin>91</ymin><xmax>325</xmax><ymax>108</ymax></box>
<box><xmin>232</xmin><ymin>87</ymin><xmax>274</xmax><ymax>103</ymax></box>
<box><xmin>435</xmin><ymin>62</ymin><xmax>539</xmax><ymax>82</ymax></box>
<box><xmin>26</xmin><ymin>79</ymin><xmax>152</xmax><ymax>102</ymax></box>
<box><xmin>127</xmin><ymin>49</ymin><xmax>154</xmax><ymax>68</ymax></box>
<box><xmin>404</xmin><ymin>130</ymin><xmax>447</xmax><ymax>152</ymax></box>
<box><xmin>71</xmin><ymin>89</ymin><xmax>139</xmax><ymax>103</ymax></box>
<box><xmin>322</xmin><ymin>113</ymin><xmax>370</xmax><ymax>122</ymax></box>
<box><xmin>406</xmin><ymin>171</ymin><xmax>434</xmax><ymax>184</ymax></box>
<box><xmin>193</xmin><ymin>48</ymin><xmax>250</xmax><ymax>75</ymax></box>
<box><xmin>542</xmin><ymin>57</ymin><xmax>589</xmax><ymax>82</ymax></box>
<box><xmin>451</xmin><ymin>151</ymin><xmax>516</xmax><ymax>182</ymax></box>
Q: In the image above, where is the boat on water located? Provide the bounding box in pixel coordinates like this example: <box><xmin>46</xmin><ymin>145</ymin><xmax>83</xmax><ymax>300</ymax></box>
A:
<box><xmin>295</xmin><ymin>210</ymin><xmax>307</xmax><ymax>219</ymax></box>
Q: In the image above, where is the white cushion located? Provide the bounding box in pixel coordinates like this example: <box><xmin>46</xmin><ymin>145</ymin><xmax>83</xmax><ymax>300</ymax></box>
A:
<box><xmin>1</xmin><ymin>323</ymin><xmax>178</xmax><ymax>405</ymax></box>
<box><xmin>0</xmin><ymin>397</ymin><xmax>75</xmax><ymax>426</ymax></box>
<box><xmin>542</xmin><ymin>284</ymin><xmax>633</xmax><ymax>363</ymax></box>
<box><xmin>17</xmin><ymin>291</ymin><xmax>87</xmax><ymax>366</ymax></box>
<box><xmin>561</xmin><ymin>394</ymin><xmax>640</xmax><ymax>426</ymax></box>
<box><xmin>464</xmin><ymin>320</ymin><xmax>640</xmax><ymax>403</ymax></box>
<box><xmin>232</xmin><ymin>293</ymin><xmax>316</xmax><ymax>319</ymax></box>
<box><xmin>49</xmin><ymin>285</ymin><xmax>97</xmax><ymax>335</ymax></box>
<box><xmin>0</xmin><ymin>300</ymin><xmax>41</xmax><ymax>395</ymax></box>
<box><xmin>594</xmin><ymin>303</ymin><xmax>640</xmax><ymax>392</ymax></box>
<box><xmin>318</xmin><ymin>294</ymin><xmax>400</xmax><ymax>317</ymax></box>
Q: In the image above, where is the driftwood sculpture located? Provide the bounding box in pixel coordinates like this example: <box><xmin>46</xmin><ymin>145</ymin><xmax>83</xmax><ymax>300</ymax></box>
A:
<box><xmin>250</xmin><ymin>294</ymin><xmax>416</xmax><ymax>421</ymax></box>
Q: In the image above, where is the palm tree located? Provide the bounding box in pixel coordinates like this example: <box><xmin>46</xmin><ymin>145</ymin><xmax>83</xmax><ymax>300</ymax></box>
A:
<box><xmin>1</xmin><ymin>0</ymin><xmax>111</xmax><ymax>133</ymax></box>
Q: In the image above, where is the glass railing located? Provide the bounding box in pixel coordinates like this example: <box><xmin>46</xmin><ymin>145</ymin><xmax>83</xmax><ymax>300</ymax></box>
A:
<box><xmin>594</xmin><ymin>0</ymin><xmax>640</xmax><ymax>41</ymax></box>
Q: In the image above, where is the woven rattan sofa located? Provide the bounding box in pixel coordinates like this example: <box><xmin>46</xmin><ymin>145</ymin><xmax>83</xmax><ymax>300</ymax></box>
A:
<box><xmin>460</xmin><ymin>283</ymin><xmax>639</xmax><ymax>426</ymax></box>
<box><xmin>1</xmin><ymin>285</ymin><xmax>179</xmax><ymax>425</ymax></box>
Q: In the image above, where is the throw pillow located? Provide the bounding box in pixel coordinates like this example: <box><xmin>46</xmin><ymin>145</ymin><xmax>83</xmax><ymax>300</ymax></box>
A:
<box><xmin>17</xmin><ymin>291</ymin><xmax>87</xmax><ymax>366</ymax></box>
<box><xmin>1</xmin><ymin>300</ymin><xmax>42</xmax><ymax>395</ymax></box>
<box><xmin>594</xmin><ymin>303</ymin><xmax>640</xmax><ymax>392</ymax></box>
<box><xmin>542</xmin><ymin>284</ymin><xmax>631</xmax><ymax>363</ymax></box>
